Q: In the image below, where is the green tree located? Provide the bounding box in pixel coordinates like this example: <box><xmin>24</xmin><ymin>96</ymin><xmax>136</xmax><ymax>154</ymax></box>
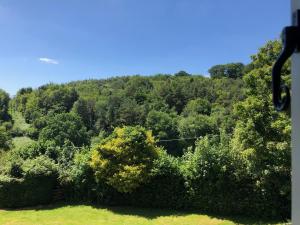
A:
<box><xmin>155</xmin><ymin>78</ymin><xmax>187</xmax><ymax>113</ymax></box>
<box><xmin>174</xmin><ymin>70</ymin><xmax>191</xmax><ymax>77</ymax></box>
<box><xmin>124</xmin><ymin>76</ymin><xmax>153</xmax><ymax>104</ymax></box>
<box><xmin>39</xmin><ymin>113</ymin><xmax>89</xmax><ymax>147</ymax></box>
<box><xmin>118</xmin><ymin>99</ymin><xmax>145</xmax><ymax>126</ymax></box>
<box><xmin>13</xmin><ymin>88</ymin><xmax>33</xmax><ymax>114</ymax></box>
<box><xmin>23</xmin><ymin>85</ymin><xmax>78</xmax><ymax>123</ymax></box>
<box><xmin>72</xmin><ymin>98</ymin><xmax>96</xmax><ymax>130</ymax></box>
<box><xmin>230</xmin><ymin>40</ymin><xmax>291</xmax><ymax>217</ymax></box>
<box><xmin>146</xmin><ymin>110</ymin><xmax>180</xmax><ymax>155</ymax></box>
<box><xmin>0</xmin><ymin>89</ymin><xmax>10</xmax><ymax>122</ymax></box>
<box><xmin>0</xmin><ymin>126</ymin><xmax>11</xmax><ymax>150</ymax></box>
<box><xmin>91</xmin><ymin>126</ymin><xmax>160</xmax><ymax>193</ymax></box>
<box><xmin>209</xmin><ymin>62</ymin><xmax>245</xmax><ymax>79</ymax></box>
<box><xmin>178</xmin><ymin>114</ymin><xmax>217</xmax><ymax>148</ymax></box>
<box><xmin>182</xmin><ymin>98</ymin><xmax>211</xmax><ymax>116</ymax></box>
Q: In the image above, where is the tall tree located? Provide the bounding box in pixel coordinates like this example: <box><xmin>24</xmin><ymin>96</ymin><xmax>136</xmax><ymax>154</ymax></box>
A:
<box><xmin>209</xmin><ymin>62</ymin><xmax>245</xmax><ymax>79</ymax></box>
<box><xmin>39</xmin><ymin>113</ymin><xmax>89</xmax><ymax>147</ymax></box>
<box><xmin>0</xmin><ymin>89</ymin><xmax>10</xmax><ymax>122</ymax></box>
<box><xmin>230</xmin><ymin>40</ymin><xmax>291</xmax><ymax>216</ymax></box>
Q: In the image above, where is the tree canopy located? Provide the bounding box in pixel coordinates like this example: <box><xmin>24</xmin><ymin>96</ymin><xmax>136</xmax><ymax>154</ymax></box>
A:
<box><xmin>209</xmin><ymin>62</ymin><xmax>245</xmax><ymax>79</ymax></box>
<box><xmin>0</xmin><ymin>40</ymin><xmax>291</xmax><ymax>219</ymax></box>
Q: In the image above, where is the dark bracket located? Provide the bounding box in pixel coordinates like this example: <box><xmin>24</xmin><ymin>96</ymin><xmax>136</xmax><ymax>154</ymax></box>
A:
<box><xmin>272</xmin><ymin>10</ymin><xmax>300</xmax><ymax>111</ymax></box>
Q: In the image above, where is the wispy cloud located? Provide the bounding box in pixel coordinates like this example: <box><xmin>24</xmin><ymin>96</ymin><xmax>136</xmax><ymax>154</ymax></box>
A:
<box><xmin>38</xmin><ymin>57</ymin><xmax>59</xmax><ymax>65</ymax></box>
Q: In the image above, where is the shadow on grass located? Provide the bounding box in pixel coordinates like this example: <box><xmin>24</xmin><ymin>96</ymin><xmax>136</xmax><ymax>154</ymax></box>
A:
<box><xmin>2</xmin><ymin>202</ymin><xmax>289</xmax><ymax>225</ymax></box>
<box><xmin>93</xmin><ymin>205</ymin><xmax>289</xmax><ymax>225</ymax></box>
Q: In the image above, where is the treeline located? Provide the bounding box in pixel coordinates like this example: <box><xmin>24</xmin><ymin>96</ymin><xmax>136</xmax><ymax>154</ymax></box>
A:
<box><xmin>0</xmin><ymin>40</ymin><xmax>291</xmax><ymax>219</ymax></box>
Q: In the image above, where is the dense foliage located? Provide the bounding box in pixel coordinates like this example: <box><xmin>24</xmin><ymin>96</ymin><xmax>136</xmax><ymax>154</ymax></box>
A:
<box><xmin>91</xmin><ymin>126</ymin><xmax>160</xmax><ymax>193</ymax></box>
<box><xmin>209</xmin><ymin>62</ymin><xmax>245</xmax><ymax>79</ymax></box>
<box><xmin>0</xmin><ymin>40</ymin><xmax>291</xmax><ymax>219</ymax></box>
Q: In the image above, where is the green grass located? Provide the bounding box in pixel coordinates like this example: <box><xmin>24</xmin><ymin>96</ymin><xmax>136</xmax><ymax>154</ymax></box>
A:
<box><xmin>0</xmin><ymin>205</ymin><xmax>290</xmax><ymax>225</ymax></box>
<box><xmin>10</xmin><ymin>111</ymin><xmax>35</xmax><ymax>150</ymax></box>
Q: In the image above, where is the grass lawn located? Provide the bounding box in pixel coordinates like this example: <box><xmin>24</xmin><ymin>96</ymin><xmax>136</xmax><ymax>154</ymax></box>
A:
<box><xmin>0</xmin><ymin>205</ymin><xmax>290</xmax><ymax>225</ymax></box>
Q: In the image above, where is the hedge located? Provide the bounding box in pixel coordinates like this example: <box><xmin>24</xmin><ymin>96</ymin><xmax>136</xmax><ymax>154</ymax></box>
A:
<box><xmin>0</xmin><ymin>175</ymin><xmax>56</xmax><ymax>208</ymax></box>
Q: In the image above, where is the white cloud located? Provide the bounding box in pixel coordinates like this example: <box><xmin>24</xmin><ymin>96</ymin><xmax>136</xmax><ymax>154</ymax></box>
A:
<box><xmin>38</xmin><ymin>57</ymin><xmax>59</xmax><ymax>65</ymax></box>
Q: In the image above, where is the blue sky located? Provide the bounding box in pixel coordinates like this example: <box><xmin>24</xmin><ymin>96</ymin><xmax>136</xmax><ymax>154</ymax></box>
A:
<box><xmin>0</xmin><ymin>0</ymin><xmax>290</xmax><ymax>95</ymax></box>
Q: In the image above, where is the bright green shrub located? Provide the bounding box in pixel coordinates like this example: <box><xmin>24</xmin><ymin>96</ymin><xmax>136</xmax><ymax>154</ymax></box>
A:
<box><xmin>90</xmin><ymin>150</ymin><xmax>186</xmax><ymax>209</ymax></box>
<box><xmin>91</xmin><ymin>126</ymin><xmax>160</xmax><ymax>193</ymax></box>
<box><xmin>22</xmin><ymin>156</ymin><xmax>58</xmax><ymax>177</ymax></box>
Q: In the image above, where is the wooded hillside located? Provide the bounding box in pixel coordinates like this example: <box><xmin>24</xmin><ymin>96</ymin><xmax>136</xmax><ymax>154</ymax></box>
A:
<box><xmin>0</xmin><ymin>40</ymin><xmax>291</xmax><ymax>219</ymax></box>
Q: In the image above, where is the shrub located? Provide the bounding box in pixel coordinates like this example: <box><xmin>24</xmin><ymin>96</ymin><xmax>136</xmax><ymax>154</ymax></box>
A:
<box><xmin>91</xmin><ymin>126</ymin><xmax>160</xmax><ymax>193</ymax></box>
<box><xmin>63</xmin><ymin>149</ymin><xmax>96</xmax><ymax>202</ymax></box>
<box><xmin>0</xmin><ymin>126</ymin><xmax>12</xmax><ymax>150</ymax></box>
<box><xmin>90</xmin><ymin>150</ymin><xmax>187</xmax><ymax>209</ymax></box>
<box><xmin>126</xmin><ymin>150</ymin><xmax>187</xmax><ymax>209</ymax></box>
<box><xmin>0</xmin><ymin>156</ymin><xmax>57</xmax><ymax>208</ymax></box>
<box><xmin>182</xmin><ymin>136</ymin><xmax>245</xmax><ymax>215</ymax></box>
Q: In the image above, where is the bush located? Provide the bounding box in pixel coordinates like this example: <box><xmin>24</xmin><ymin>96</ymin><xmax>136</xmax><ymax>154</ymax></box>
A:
<box><xmin>0</xmin><ymin>156</ymin><xmax>57</xmax><ymax>208</ymax></box>
<box><xmin>0</xmin><ymin>175</ymin><xmax>56</xmax><ymax>208</ymax></box>
<box><xmin>91</xmin><ymin>126</ymin><xmax>160</xmax><ymax>193</ymax></box>
<box><xmin>126</xmin><ymin>150</ymin><xmax>187</xmax><ymax>209</ymax></box>
<box><xmin>10</xmin><ymin>127</ymin><xmax>25</xmax><ymax>137</ymax></box>
<box><xmin>182</xmin><ymin>136</ymin><xmax>247</xmax><ymax>215</ymax></box>
<box><xmin>90</xmin><ymin>150</ymin><xmax>187</xmax><ymax>209</ymax></box>
<box><xmin>0</xmin><ymin>126</ymin><xmax>12</xmax><ymax>150</ymax></box>
<box><xmin>63</xmin><ymin>149</ymin><xmax>97</xmax><ymax>202</ymax></box>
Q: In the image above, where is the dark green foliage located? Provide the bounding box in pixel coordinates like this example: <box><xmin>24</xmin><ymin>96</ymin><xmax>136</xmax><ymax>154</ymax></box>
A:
<box><xmin>174</xmin><ymin>70</ymin><xmax>191</xmax><ymax>77</ymax></box>
<box><xmin>0</xmin><ymin>89</ymin><xmax>11</xmax><ymax>122</ymax></box>
<box><xmin>127</xmin><ymin>151</ymin><xmax>186</xmax><ymax>209</ymax></box>
<box><xmin>72</xmin><ymin>98</ymin><xmax>96</xmax><ymax>131</ymax></box>
<box><xmin>182</xmin><ymin>98</ymin><xmax>211</xmax><ymax>116</ymax></box>
<box><xmin>209</xmin><ymin>62</ymin><xmax>245</xmax><ymax>79</ymax></box>
<box><xmin>63</xmin><ymin>149</ymin><xmax>95</xmax><ymax>202</ymax></box>
<box><xmin>13</xmin><ymin>73</ymin><xmax>243</xmax><ymax>137</ymax></box>
<box><xmin>155</xmin><ymin>78</ymin><xmax>188</xmax><ymax>114</ymax></box>
<box><xmin>124</xmin><ymin>76</ymin><xmax>153</xmax><ymax>104</ymax></box>
<box><xmin>146</xmin><ymin>110</ymin><xmax>181</xmax><ymax>155</ymax></box>
<box><xmin>0</xmin><ymin>175</ymin><xmax>56</xmax><ymax>208</ymax></box>
<box><xmin>15</xmin><ymin>84</ymin><xmax>78</xmax><ymax>123</ymax></box>
<box><xmin>0</xmin><ymin>156</ymin><xmax>57</xmax><ymax>208</ymax></box>
<box><xmin>0</xmin><ymin>126</ymin><xmax>12</xmax><ymax>150</ymax></box>
<box><xmin>39</xmin><ymin>113</ymin><xmax>89</xmax><ymax>147</ymax></box>
<box><xmin>117</xmin><ymin>99</ymin><xmax>145</xmax><ymax>125</ymax></box>
<box><xmin>178</xmin><ymin>115</ymin><xmax>217</xmax><ymax>148</ymax></box>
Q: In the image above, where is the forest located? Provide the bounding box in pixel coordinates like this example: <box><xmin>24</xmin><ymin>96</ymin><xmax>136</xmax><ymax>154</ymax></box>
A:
<box><xmin>0</xmin><ymin>40</ymin><xmax>291</xmax><ymax>219</ymax></box>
